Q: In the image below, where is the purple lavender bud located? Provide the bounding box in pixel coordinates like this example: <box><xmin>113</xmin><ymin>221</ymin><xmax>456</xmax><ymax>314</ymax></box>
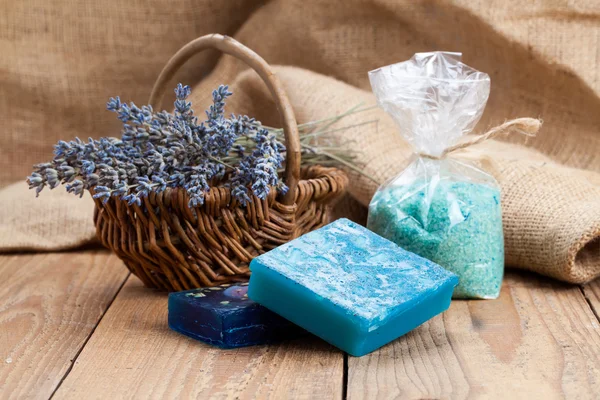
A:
<box><xmin>106</xmin><ymin>97</ymin><xmax>122</xmax><ymax>111</ymax></box>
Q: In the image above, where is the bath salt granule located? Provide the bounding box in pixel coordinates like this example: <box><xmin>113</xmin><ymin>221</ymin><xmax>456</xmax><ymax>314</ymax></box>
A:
<box><xmin>368</xmin><ymin>179</ymin><xmax>504</xmax><ymax>299</ymax></box>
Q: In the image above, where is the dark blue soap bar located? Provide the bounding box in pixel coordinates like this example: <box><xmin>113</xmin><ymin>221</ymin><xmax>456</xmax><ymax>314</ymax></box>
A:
<box><xmin>168</xmin><ymin>282</ymin><xmax>304</xmax><ymax>348</ymax></box>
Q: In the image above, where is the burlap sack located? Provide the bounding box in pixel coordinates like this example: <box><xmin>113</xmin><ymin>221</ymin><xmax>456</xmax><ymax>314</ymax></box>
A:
<box><xmin>1</xmin><ymin>0</ymin><xmax>599</xmax><ymax>283</ymax></box>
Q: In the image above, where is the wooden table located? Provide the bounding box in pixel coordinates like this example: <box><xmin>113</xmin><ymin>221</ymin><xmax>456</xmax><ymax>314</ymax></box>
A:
<box><xmin>1</xmin><ymin>250</ymin><xmax>600</xmax><ymax>399</ymax></box>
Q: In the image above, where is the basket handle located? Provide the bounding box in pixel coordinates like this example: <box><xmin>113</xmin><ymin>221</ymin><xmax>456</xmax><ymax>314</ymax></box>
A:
<box><xmin>148</xmin><ymin>34</ymin><xmax>301</xmax><ymax>206</ymax></box>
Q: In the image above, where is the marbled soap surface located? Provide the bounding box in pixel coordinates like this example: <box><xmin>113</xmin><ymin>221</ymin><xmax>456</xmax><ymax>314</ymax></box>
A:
<box><xmin>367</xmin><ymin>180</ymin><xmax>504</xmax><ymax>299</ymax></box>
<box><xmin>255</xmin><ymin>218</ymin><xmax>458</xmax><ymax>328</ymax></box>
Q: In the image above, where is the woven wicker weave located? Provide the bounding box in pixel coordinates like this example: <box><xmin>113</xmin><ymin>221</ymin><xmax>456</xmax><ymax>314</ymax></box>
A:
<box><xmin>92</xmin><ymin>34</ymin><xmax>348</xmax><ymax>291</ymax></box>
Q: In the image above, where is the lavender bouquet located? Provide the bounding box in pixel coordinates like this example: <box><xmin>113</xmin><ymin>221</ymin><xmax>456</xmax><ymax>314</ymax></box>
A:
<box><xmin>27</xmin><ymin>84</ymin><xmax>375</xmax><ymax>208</ymax></box>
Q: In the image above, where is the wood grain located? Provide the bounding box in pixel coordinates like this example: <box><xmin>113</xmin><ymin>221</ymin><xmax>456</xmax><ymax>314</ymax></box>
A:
<box><xmin>0</xmin><ymin>251</ymin><xmax>129</xmax><ymax>399</ymax></box>
<box><xmin>582</xmin><ymin>279</ymin><xmax>600</xmax><ymax>321</ymax></box>
<box><xmin>347</xmin><ymin>271</ymin><xmax>600</xmax><ymax>400</ymax></box>
<box><xmin>54</xmin><ymin>276</ymin><xmax>344</xmax><ymax>400</ymax></box>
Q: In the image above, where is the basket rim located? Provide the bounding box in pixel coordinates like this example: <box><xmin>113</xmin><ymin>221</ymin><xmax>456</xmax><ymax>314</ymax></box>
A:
<box><xmin>91</xmin><ymin>165</ymin><xmax>348</xmax><ymax>211</ymax></box>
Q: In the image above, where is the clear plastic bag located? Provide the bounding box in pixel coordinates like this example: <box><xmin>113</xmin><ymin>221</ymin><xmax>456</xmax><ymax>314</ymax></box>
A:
<box><xmin>366</xmin><ymin>52</ymin><xmax>504</xmax><ymax>299</ymax></box>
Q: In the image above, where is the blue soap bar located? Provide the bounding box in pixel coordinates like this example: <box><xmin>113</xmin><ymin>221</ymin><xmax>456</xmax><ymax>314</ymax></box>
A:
<box><xmin>168</xmin><ymin>283</ymin><xmax>304</xmax><ymax>348</ymax></box>
<box><xmin>248</xmin><ymin>218</ymin><xmax>459</xmax><ymax>356</ymax></box>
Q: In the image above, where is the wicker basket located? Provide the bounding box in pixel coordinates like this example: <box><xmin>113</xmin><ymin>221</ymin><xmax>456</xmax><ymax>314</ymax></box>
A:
<box><xmin>92</xmin><ymin>34</ymin><xmax>348</xmax><ymax>292</ymax></box>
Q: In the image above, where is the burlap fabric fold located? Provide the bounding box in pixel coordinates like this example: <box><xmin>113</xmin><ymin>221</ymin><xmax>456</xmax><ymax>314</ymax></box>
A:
<box><xmin>1</xmin><ymin>0</ymin><xmax>599</xmax><ymax>283</ymax></box>
<box><xmin>192</xmin><ymin>67</ymin><xmax>600</xmax><ymax>284</ymax></box>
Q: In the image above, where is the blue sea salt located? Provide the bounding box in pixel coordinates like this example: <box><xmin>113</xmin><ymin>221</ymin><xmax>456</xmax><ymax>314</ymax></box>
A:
<box><xmin>248</xmin><ymin>218</ymin><xmax>458</xmax><ymax>357</ymax></box>
<box><xmin>367</xmin><ymin>179</ymin><xmax>504</xmax><ymax>299</ymax></box>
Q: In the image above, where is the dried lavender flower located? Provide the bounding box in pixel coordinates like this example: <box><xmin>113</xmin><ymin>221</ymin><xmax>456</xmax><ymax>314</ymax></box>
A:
<box><xmin>28</xmin><ymin>84</ymin><xmax>285</xmax><ymax>208</ymax></box>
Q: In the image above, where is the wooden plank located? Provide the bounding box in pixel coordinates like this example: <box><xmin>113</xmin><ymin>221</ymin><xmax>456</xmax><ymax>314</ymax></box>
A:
<box><xmin>0</xmin><ymin>251</ymin><xmax>129</xmax><ymax>399</ymax></box>
<box><xmin>347</xmin><ymin>271</ymin><xmax>600</xmax><ymax>400</ymax></box>
<box><xmin>582</xmin><ymin>279</ymin><xmax>600</xmax><ymax>322</ymax></box>
<box><xmin>54</xmin><ymin>276</ymin><xmax>344</xmax><ymax>399</ymax></box>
